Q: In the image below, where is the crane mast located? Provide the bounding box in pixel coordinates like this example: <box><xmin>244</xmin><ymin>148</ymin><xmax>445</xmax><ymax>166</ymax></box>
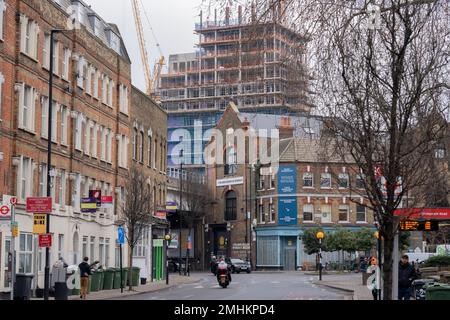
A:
<box><xmin>131</xmin><ymin>0</ymin><xmax>152</xmax><ymax>95</ymax></box>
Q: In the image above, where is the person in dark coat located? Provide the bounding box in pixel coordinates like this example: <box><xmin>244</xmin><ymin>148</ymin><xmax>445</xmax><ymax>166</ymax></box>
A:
<box><xmin>398</xmin><ymin>255</ymin><xmax>417</xmax><ymax>300</ymax></box>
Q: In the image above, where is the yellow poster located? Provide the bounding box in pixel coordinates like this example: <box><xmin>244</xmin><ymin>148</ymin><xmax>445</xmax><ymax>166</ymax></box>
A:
<box><xmin>33</xmin><ymin>214</ymin><xmax>47</xmax><ymax>234</ymax></box>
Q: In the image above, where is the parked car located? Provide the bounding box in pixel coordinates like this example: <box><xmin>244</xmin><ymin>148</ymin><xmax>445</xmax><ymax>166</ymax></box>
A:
<box><xmin>225</xmin><ymin>258</ymin><xmax>251</xmax><ymax>274</ymax></box>
<box><xmin>168</xmin><ymin>258</ymin><xmax>191</xmax><ymax>272</ymax></box>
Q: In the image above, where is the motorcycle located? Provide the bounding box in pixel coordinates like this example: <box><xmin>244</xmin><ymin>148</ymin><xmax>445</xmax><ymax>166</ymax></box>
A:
<box><xmin>217</xmin><ymin>267</ymin><xmax>231</xmax><ymax>288</ymax></box>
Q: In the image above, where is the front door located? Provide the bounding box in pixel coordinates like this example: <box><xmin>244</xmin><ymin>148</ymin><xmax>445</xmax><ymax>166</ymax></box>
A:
<box><xmin>284</xmin><ymin>248</ymin><xmax>296</xmax><ymax>271</ymax></box>
<box><xmin>1</xmin><ymin>236</ymin><xmax>11</xmax><ymax>291</ymax></box>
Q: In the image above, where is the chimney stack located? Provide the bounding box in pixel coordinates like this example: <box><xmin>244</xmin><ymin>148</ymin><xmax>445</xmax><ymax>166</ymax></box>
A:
<box><xmin>225</xmin><ymin>6</ymin><xmax>230</xmax><ymax>25</ymax></box>
<box><xmin>277</xmin><ymin>116</ymin><xmax>294</xmax><ymax>139</ymax></box>
<box><xmin>238</xmin><ymin>5</ymin><xmax>242</xmax><ymax>24</ymax></box>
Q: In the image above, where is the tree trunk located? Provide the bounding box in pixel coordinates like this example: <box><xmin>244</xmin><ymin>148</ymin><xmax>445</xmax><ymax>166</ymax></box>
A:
<box><xmin>382</xmin><ymin>236</ymin><xmax>394</xmax><ymax>300</ymax></box>
<box><xmin>128</xmin><ymin>245</ymin><xmax>134</xmax><ymax>291</ymax></box>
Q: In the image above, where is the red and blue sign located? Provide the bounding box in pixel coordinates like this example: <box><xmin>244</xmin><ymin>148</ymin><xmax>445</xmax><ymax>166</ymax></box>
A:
<box><xmin>277</xmin><ymin>165</ymin><xmax>297</xmax><ymax>225</ymax></box>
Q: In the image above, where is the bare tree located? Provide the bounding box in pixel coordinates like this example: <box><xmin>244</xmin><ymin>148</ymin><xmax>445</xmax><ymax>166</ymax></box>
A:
<box><xmin>121</xmin><ymin>165</ymin><xmax>154</xmax><ymax>290</ymax></box>
<box><xmin>208</xmin><ymin>0</ymin><xmax>449</xmax><ymax>299</ymax></box>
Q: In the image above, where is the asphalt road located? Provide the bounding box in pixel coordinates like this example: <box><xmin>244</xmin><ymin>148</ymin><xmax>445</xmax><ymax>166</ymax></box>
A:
<box><xmin>118</xmin><ymin>272</ymin><xmax>352</xmax><ymax>300</ymax></box>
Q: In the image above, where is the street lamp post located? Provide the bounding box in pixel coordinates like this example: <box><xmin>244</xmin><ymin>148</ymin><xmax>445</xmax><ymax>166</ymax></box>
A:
<box><xmin>164</xmin><ymin>234</ymin><xmax>172</xmax><ymax>285</ymax></box>
<box><xmin>316</xmin><ymin>231</ymin><xmax>325</xmax><ymax>281</ymax></box>
<box><xmin>179</xmin><ymin>149</ymin><xmax>183</xmax><ymax>275</ymax></box>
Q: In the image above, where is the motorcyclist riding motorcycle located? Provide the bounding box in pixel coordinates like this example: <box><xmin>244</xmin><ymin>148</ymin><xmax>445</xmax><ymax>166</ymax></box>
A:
<box><xmin>216</xmin><ymin>259</ymin><xmax>232</xmax><ymax>288</ymax></box>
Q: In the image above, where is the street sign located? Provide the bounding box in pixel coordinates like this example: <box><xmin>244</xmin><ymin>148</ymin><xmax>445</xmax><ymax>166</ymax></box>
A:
<box><xmin>0</xmin><ymin>204</ymin><xmax>11</xmax><ymax>220</ymax></box>
<box><xmin>81</xmin><ymin>198</ymin><xmax>97</xmax><ymax>213</ymax></box>
<box><xmin>9</xmin><ymin>197</ymin><xmax>18</xmax><ymax>206</ymax></box>
<box><xmin>38</xmin><ymin>234</ymin><xmax>52</xmax><ymax>248</ymax></box>
<box><xmin>399</xmin><ymin>220</ymin><xmax>439</xmax><ymax>232</ymax></box>
<box><xmin>11</xmin><ymin>222</ymin><xmax>18</xmax><ymax>238</ymax></box>
<box><xmin>118</xmin><ymin>227</ymin><xmax>125</xmax><ymax>245</ymax></box>
<box><xmin>232</xmin><ymin>243</ymin><xmax>251</xmax><ymax>251</ymax></box>
<box><xmin>89</xmin><ymin>190</ymin><xmax>102</xmax><ymax>208</ymax></box>
<box><xmin>33</xmin><ymin>214</ymin><xmax>47</xmax><ymax>234</ymax></box>
<box><xmin>26</xmin><ymin>197</ymin><xmax>52</xmax><ymax>213</ymax></box>
<box><xmin>101</xmin><ymin>196</ymin><xmax>113</xmax><ymax>209</ymax></box>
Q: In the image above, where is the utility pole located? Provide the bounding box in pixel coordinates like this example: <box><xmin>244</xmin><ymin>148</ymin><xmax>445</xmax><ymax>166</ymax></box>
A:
<box><xmin>178</xmin><ymin>149</ymin><xmax>183</xmax><ymax>275</ymax></box>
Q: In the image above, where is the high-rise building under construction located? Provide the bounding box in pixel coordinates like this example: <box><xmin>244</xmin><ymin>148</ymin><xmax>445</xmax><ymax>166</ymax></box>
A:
<box><xmin>159</xmin><ymin>3</ymin><xmax>312</xmax><ymax>169</ymax></box>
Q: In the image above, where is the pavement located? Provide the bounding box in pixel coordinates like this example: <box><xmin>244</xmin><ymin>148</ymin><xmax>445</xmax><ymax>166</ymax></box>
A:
<box><xmin>68</xmin><ymin>274</ymin><xmax>201</xmax><ymax>300</ymax></box>
<box><xmin>311</xmin><ymin>273</ymin><xmax>374</xmax><ymax>300</ymax></box>
<box><xmin>117</xmin><ymin>272</ymin><xmax>353</xmax><ymax>300</ymax></box>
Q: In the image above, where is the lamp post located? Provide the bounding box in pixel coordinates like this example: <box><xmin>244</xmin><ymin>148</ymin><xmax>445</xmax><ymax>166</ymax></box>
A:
<box><xmin>316</xmin><ymin>231</ymin><xmax>325</xmax><ymax>281</ymax></box>
<box><xmin>178</xmin><ymin>149</ymin><xmax>183</xmax><ymax>275</ymax></box>
<box><xmin>164</xmin><ymin>234</ymin><xmax>172</xmax><ymax>285</ymax></box>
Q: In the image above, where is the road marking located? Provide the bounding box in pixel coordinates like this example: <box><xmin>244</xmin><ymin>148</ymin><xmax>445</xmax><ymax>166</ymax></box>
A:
<box><xmin>271</xmin><ymin>281</ymin><xmax>280</xmax><ymax>284</ymax></box>
<box><xmin>194</xmin><ymin>286</ymin><xmax>204</xmax><ymax>289</ymax></box>
<box><xmin>183</xmin><ymin>295</ymin><xmax>194</xmax><ymax>299</ymax></box>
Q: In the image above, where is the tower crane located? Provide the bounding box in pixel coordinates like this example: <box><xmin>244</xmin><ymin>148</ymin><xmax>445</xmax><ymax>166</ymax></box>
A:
<box><xmin>131</xmin><ymin>0</ymin><xmax>165</xmax><ymax>97</ymax></box>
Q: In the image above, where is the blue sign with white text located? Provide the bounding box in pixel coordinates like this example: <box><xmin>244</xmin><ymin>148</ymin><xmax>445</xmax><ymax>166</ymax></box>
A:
<box><xmin>278</xmin><ymin>165</ymin><xmax>298</xmax><ymax>225</ymax></box>
<box><xmin>118</xmin><ymin>227</ymin><xmax>125</xmax><ymax>245</ymax></box>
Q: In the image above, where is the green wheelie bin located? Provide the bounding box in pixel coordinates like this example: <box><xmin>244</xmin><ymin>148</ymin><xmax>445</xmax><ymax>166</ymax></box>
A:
<box><xmin>97</xmin><ymin>269</ymin><xmax>104</xmax><ymax>291</ymax></box>
<box><xmin>425</xmin><ymin>283</ymin><xmax>450</xmax><ymax>300</ymax></box>
<box><xmin>131</xmin><ymin>267</ymin><xmax>140</xmax><ymax>287</ymax></box>
<box><xmin>112</xmin><ymin>268</ymin><xmax>122</xmax><ymax>289</ymax></box>
<box><xmin>89</xmin><ymin>271</ymin><xmax>100</xmax><ymax>292</ymax></box>
<box><xmin>122</xmin><ymin>267</ymin><xmax>130</xmax><ymax>287</ymax></box>
<box><xmin>103</xmin><ymin>268</ymin><xmax>115</xmax><ymax>290</ymax></box>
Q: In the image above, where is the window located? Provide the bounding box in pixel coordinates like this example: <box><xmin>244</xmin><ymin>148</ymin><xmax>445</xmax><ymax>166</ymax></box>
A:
<box><xmin>77</xmin><ymin>57</ymin><xmax>85</xmax><ymax>88</ymax></box>
<box><xmin>269</xmin><ymin>202</ymin><xmax>275</xmax><ymax>222</ymax></box>
<box><xmin>99</xmin><ymin>237</ymin><xmax>105</xmax><ymax>266</ymax></box>
<box><xmin>0</xmin><ymin>72</ymin><xmax>4</xmax><ymax>119</ymax></box>
<box><xmin>106</xmin><ymin>129</ymin><xmax>112</xmax><ymax>163</ymax></box>
<box><xmin>0</xmin><ymin>0</ymin><xmax>5</xmax><ymax>40</ymax></box>
<box><xmin>321</xmin><ymin>205</ymin><xmax>331</xmax><ymax>223</ymax></box>
<box><xmin>118</xmin><ymin>134</ymin><xmax>128</xmax><ymax>168</ymax></box>
<box><xmin>339</xmin><ymin>173</ymin><xmax>349</xmax><ymax>189</ymax></box>
<box><xmin>82</xmin><ymin>236</ymin><xmax>88</xmax><ymax>260</ymax></box>
<box><xmin>20</xmin><ymin>15</ymin><xmax>38</xmax><ymax>59</ymax></box>
<box><xmin>320</xmin><ymin>173</ymin><xmax>331</xmax><ymax>189</ymax></box>
<box><xmin>258</xmin><ymin>175</ymin><xmax>265</xmax><ymax>190</ymax></box>
<box><xmin>19</xmin><ymin>233</ymin><xmax>33</xmax><ymax>274</ymax></box>
<box><xmin>339</xmin><ymin>205</ymin><xmax>349</xmax><ymax>222</ymax></box>
<box><xmin>93</xmin><ymin>70</ymin><xmax>99</xmax><ymax>98</ymax></box>
<box><xmin>59</xmin><ymin>169</ymin><xmax>66</xmax><ymax>206</ymax></box>
<box><xmin>62</xmin><ymin>48</ymin><xmax>70</xmax><ymax>80</ymax></box>
<box><xmin>224</xmin><ymin>146</ymin><xmax>237</xmax><ymax>175</ymax></box>
<box><xmin>41</xmin><ymin>97</ymin><xmax>48</xmax><ymax>138</ymax></box>
<box><xmin>356</xmin><ymin>174</ymin><xmax>365</xmax><ymax>189</ymax></box>
<box><xmin>270</xmin><ymin>175</ymin><xmax>275</xmax><ymax>189</ymax></box>
<box><xmin>39</xmin><ymin>163</ymin><xmax>47</xmax><ymax>197</ymax></box>
<box><xmin>139</xmin><ymin>131</ymin><xmax>144</xmax><ymax>162</ymax></box>
<box><xmin>71</xmin><ymin>173</ymin><xmax>81</xmax><ymax>211</ymax></box>
<box><xmin>303</xmin><ymin>204</ymin><xmax>314</xmax><ymax>222</ymax></box>
<box><xmin>224</xmin><ymin>191</ymin><xmax>237</xmax><ymax>221</ymax></box>
<box><xmin>51</xmin><ymin>102</ymin><xmax>58</xmax><ymax>142</ymax></box>
<box><xmin>303</xmin><ymin>172</ymin><xmax>313</xmax><ymax>188</ymax></box>
<box><xmin>60</xmin><ymin>106</ymin><xmax>68</xmax><ymax>145</ymax></box>
<box><xmin>18</xmin><ymin>156</ymin><xmax>33</xmax><ymax>201</ymax></box>
<box><xmin>132</xmin><ymin>128</ymin><xmax>137</xmax><ymax>160</ymax></box>
<box><xmin>90</xmin><ymin>236</ymin><xmax>95</xmax><ymax>262</ymax></box>
<box><xmin>119</xmin><ymin>84</ymin><xmax>128</xmax><ymax>114</ymax></box>
<box><xmin>52</xmin><ymin>40</ymin><xmax>59</xmax><ymax>75</ymax></box>
<box><xmin>105</xmin><ymin>238</ymin><xmax>110</xmax><ymax>267</ymax></box>
<box><xmin>153</xmin><ymin>139</ymin><xmax>157</xmax><ymax>168</ymax></box>
<box><xmin>74</xmin><ymin>113</ymin><xmax>83</xmax><ymax>151</ymax></box>
<box><xmin>99</xmin><ymin>126</ymin><xmax>105</xmax><ymax>160</ymax></box>
<box><xmin>259</xmin><ymin>204</ymin><xmax>265</xmax><ymax>223</ymax></box>
<box><xmin>435</xmin><ymin>148</ymin><xmax>445</xmax><ymax>159</ymax></box>
<box><xmin>84</xmin><ymin>120</ymin><xmax>90</xmax><ymax>155</ymax></box>
<box><xmin>43</xmin><ymin>34</ymin><xmax>50</xmax><ymax>69</ymax></box>
<box><xmin>91</xmin><ymin>123</ymin><xmax>97</xmax><ymax>157</ymax></box>
<box><xmin>357</xmin><ymin>204</ymin><xmax>367</xmax><ymax>222</ymax></box>
<box><xmin>19</xmin><ymin>84</ymin><xmax>36</xmax><ymax>132</ymax></box>
<box><xmin>86</xmin><ymin>65</ymin><xmax>93</xmax><ymax>95</ymax></box>
<box><xmin>58</xmin><ymin>234</ymin><xmax>64</xmax><ymax>259</ymax></box>
<box><xmin>148</xmin><ymin>135</ymin><xmax>152</xmax><ymax>166</ymax></box>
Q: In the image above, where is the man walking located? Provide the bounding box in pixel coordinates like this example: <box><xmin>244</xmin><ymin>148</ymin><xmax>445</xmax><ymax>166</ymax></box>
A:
<box><xmin>398</xmin><ymin>255</ymin><xmax>417</xmax><ymax>300</ymax></box>
<box><xmin>79</xmin><ymin>257</ymin><xmax>93</xmax><ymax>300</ymax></box>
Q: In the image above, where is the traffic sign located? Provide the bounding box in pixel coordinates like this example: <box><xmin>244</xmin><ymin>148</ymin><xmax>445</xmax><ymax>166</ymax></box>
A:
<box><xmin>33</xmin><ymin>214</ymin><xmax>47</xmax><ymax>234</ymax></box>
<box><xmin>11</xmin><ymin>222</ymin><xmax>18</xmax><ymax>238</ymax></box>
<box><xmin>26</xmin><ymin>197</ymin><xmax>52</xmax><ymax>213</ymax></box>
<box><xmin>38</xmin><ymin>234</ymin><xmax>52</xmax><ymax>248</ymax></box>
<box><xmin>10</xmin><ymin>197</ymin><xmax>18</xmax><ymax>206</ymax></box>
<box><xmin>118</xmin><ymin>227</ymin><xmax>125</xmax><ymax>245</ymax></box>
<box><xmin>0</xmin><ymin>205</ymin><xmax>11</xmax><ymax>220</ymax></box>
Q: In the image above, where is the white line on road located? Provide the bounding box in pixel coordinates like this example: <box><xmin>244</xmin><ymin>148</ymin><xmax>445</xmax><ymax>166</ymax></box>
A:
<box><xmin>183</xmin><ymin>295</ymin><xmax>194</xmax><ymax>299</ymax></box>
<box><xmin>194</xmin><ymin>286</ymin><xmax>204</xmax><ymax>289</ymax></box>
<box><xmin>271</xmin><ymin>281</ymin><xmax>280</xmax><ymax>284</ymax></box>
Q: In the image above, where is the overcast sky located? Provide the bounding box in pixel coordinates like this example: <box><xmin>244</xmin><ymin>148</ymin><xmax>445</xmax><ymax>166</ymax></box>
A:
<box><xmin>84</xmin><ymin>0</ymin><xmax>203</xmax><ymax>92</ymax></box>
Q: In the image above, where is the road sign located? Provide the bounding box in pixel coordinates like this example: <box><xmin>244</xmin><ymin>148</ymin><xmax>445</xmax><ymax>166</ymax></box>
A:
<box><xmin>101</xmin><ymin>196</ymin><xmax>113</xmax><ymax>209</ymax></box>
<box><xmin>26</xmin><ymin>197</ymin><xmax>52</xmax><ymax>213</ymax></box>
<box><xmin>10</xmin><ymin>197</ymin><xmax>18</xmax><ymax>206</ymax></box>
<box><xmin>33</xmin><ymin>214</ymin><xmax>47</xmax><ymax>234</ymax></box>
<box><xmin>89</xmin><ymin>190</ymin><xmax>102</xmax><ymax>208</ymax></box>
<box><xmin>232</xmin><ymin>243</ymin><xmax>251</xmax><ymax>251</ymax></box>
<box><xmin>11</xmin><ymin>222</ymin><xmax>18</xmax><ymax>238</ymax></box>
<box><xmin>0</xmin><ymin>205</ymin><xmax>11</xmax><ymax>220</ymax></box>
<box><xmin>118</xmin><ymin>227</ymin><xmax>125</xmax><ymax>245</ymax></box>
<box><xmin>81</xmin><ymin>198</ymin><xmax>97</xmax><ymax>213</ymax></box>
<box><xmin>38</xmin><ymin>234</ymin><xmax>52</xmax><ymax>248</ymax></box>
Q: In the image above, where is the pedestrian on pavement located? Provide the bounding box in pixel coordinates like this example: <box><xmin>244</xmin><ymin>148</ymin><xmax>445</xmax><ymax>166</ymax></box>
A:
<box><xmin>398</xmin><ymin>254</ymin><xmax>417</xmax><ymax>300</ymax></box>
<box><xmin>360</xmin><ymin>257</ymin><xmax>368</xmax><ymax>273</ymax></box>
<box><xmin>78</xmin><ymin>257</ymin><xmax>95</xmax><ymax>300</ymax></box>
<box><xmin>367</xmin><ymin>256</ymin><xmax>380</xmax><ymax>300</ymax></box>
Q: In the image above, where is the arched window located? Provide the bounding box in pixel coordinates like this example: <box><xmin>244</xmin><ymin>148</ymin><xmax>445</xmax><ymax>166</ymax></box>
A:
<box><xmin>225</xmin><ymin>191</ymin><xmax>237</xmax><ymax>221</ymax></box>
<box><xmin>224</xmin><ymin>146</ymin><xmax>237</xmax><ymax>176</ymax></box>
<box><xmin>132</xmin><ymin>128</ymin><xmax>137</xmax><ymax>160</ymax></box>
